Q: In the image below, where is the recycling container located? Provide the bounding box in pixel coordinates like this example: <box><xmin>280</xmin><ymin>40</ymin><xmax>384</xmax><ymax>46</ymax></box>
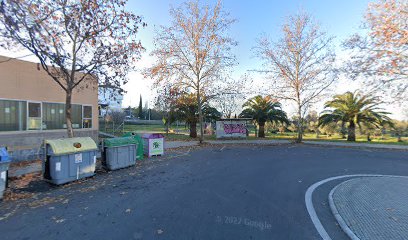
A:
<box><xmin>103</xmin><ymin>137</ymin><xmax>138</xmax><ymax>170</ymax></box>
<box><xmin>0</xmin><ymin>147</ymin><xmax>10</xmax><ymax>200</ymax></box>
<box><xmin>142</xmin><ymin>133</ymin><xmax>164</xmax><ymax>157</ymax></box>
<box><xmin>122</xmin><ymin>132</ymin><xmax>144</xmax><ymax>160</ymax></box>
<box><xmin>43</xmin><ymin>137</ymin><xmax>98</xmax><ymax>185</ymax></box>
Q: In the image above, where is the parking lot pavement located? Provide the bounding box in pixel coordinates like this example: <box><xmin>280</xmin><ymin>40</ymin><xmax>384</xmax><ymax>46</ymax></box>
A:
<box><xmin>0</xmin><ymin>145</ymin><xmax>408</xmax><ymax>240</ymax></box>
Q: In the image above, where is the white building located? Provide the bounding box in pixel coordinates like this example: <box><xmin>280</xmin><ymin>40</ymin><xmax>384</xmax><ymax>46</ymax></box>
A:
<box><xmin>98</xmin><ymin>88</ymin><xmax>123</xmax><ymax>116</ymax></box>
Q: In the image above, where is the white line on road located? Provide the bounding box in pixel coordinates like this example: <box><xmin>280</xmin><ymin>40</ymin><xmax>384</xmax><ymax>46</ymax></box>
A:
<box><xmin>305</xmin><ymin>174</ymin><xmax>384</xmax><ymax>240</ymax></box>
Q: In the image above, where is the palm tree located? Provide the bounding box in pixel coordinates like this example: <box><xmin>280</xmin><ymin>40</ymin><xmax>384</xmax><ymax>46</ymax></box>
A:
<box><xmin>174</xmin><ymin>93</ymin><xmax>221</xmax><ymax>138</ymax></box>
<box><xmin>239</xmin><ymin>95</ymin><xmax>289</xmax><ymax>138</ymax></box>
<box><xmin>318</xmin><ymin>91</ymin><xmax>392</xmax><ymax>141</ymax></box>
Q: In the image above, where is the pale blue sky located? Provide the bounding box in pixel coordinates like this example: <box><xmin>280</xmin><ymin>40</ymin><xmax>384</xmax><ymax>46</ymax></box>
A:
<box><xmin>123</xmin><ymin>0</ymin><xmax>407</xmax><ymax>118</ymax></box>
<box><xmin>127</xmin><ymin>0</ymin><xmax>371</xmax><ymax>73</ymax></box>
<box><xmin>2</xmin><ymin>0</ymin><xmax>404</xmax><ymax>119</ymax></box>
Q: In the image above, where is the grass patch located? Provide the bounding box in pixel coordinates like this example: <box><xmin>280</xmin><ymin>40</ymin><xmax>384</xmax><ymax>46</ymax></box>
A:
<box><xmin>263</xmin><ymin>133</ymin><xmax>408</xmax><ymax>145</ymax></box>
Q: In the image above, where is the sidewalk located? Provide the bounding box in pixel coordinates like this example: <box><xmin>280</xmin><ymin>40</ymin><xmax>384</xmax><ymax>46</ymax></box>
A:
<box><xmin>329</xmin><ymin>176</ymin><xmax>408</xmax><ymax>240</ymax></box>
<box><xmin>164</xmin><ymin>139</ymin><xmax>292</xmax><ymax>150</ymax></box>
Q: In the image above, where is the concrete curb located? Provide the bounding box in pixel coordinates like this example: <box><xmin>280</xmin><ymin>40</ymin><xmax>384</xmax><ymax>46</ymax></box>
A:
<box><xmin>328</xmin><ymin>178</ymin><xmax>362</xmax><ymax>240</ymax></box>
<box><xmin>206</xmin><ymin>140</ymin><xmax>291</xmax><ymax>145</ymax></box>
<box><xmin>304</xmin><ymin>141</ymin><xmax>408</xmax><ymax>151</ymax></box>
<box><xmin>327</xmin><ymin>175</ymin><xmax>408</xmax><ymax>240</ymax></box>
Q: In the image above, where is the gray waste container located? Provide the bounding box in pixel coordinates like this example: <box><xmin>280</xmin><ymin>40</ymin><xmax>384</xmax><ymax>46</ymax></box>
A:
<box><xmin>43</xmin><ymin>137</ymin><xmax>98</xmax><ymax>185</ymax></box>
<box><xmin>142</xmin><ymin>133</ymin><xmax>164</xmax><ymax>157</ymax></box>
<box><xmin>0</xmin><ymin>147</ymin><xmax>10</xmax><ymax>200</ymax></box>
<box><xmin>103</xmin><ymin>137</ymin><xmax>138</xmax><ymax>171</ymax></box>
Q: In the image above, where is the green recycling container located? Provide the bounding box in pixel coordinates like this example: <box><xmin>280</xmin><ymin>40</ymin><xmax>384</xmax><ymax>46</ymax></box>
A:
<box><xmin>103</xmin><ymin>137</ymin><xmax>138</xmax><ymax>170</ymax></box>
<box><xmin>122</xmin><ymin>133</ymin><xmax>144</xmax><ymax>160</ymax></box>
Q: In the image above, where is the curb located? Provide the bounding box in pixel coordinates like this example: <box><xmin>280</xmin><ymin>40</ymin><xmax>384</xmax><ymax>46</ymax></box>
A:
<box><xmin>304</xmin><ymin>141</ymin><xmax>408</xmax><ymax>151</ymax></box>
<box><xmin>328</xmin><ymin>178</ymin><xmax>362</xmax><ymax>240</ymax></box>
<box><xmin>327</xmin><ymin>175</ymin><xmax>408</xmax><ymax>240</ymax></box>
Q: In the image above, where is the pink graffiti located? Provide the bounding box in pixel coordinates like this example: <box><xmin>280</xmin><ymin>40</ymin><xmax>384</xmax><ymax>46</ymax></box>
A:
<box><xmin>223</xmin><ymin>124</ymin><xmax>246</xmax><ymax>134</ymax></box>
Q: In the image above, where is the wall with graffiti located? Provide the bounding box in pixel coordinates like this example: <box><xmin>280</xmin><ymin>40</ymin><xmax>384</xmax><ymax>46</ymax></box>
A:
<box><xmin>216</xmin><ymin>120</ymin><xmax>248</xmax><ymax>139</ymax></box>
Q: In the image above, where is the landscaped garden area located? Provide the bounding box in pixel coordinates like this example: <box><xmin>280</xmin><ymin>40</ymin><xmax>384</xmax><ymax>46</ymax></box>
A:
<box><xmin>99</xmin><ymin>121</ymin><xmax>408</xmax><ymax>145</ymax></box>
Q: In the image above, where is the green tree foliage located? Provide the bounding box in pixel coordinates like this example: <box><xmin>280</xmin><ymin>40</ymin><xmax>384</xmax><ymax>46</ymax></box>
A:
<box><xmin>392</xmin><ymin>120</ymin><xmax>408</xmax><ymax>142</ymax></box>
<box><xmin>239</xmin><ymin>95</ymin><xmax>289</xmax><ymax>138</ymax></box>
<box><xmin>318</xmin><ymin>91</ymin><xmax>393</xmax><ymax>141</ymax></box>
<box><xmin>305</xmin><ymin>111</ymin><xmax>320</xmax><ymax>137</ymax></box>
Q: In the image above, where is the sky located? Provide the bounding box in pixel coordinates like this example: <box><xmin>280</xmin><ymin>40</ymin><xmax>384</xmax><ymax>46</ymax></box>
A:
<box><xmin>123</xmin><ymin>0</ymin><xmax>407</xmax><ymax>119</ymax></box>
<box><xmin>1</xmin><ymin>0</ymin><xmax>405</xmax><ymax>119</ymax></box>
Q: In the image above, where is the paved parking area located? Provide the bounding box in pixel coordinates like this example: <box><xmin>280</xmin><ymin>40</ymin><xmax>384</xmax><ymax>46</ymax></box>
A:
<box><xmin>0</xmin><ymin>145</ymin><xmax>407</xmax><ymax>240</ymax></box>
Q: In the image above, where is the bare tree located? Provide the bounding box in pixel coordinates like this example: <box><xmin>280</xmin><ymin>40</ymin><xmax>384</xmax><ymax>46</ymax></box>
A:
<box><xmin>214</xmin><ymin>94</ymin><xmax>241</xmax><ymax>118</ymax></box>
<box><xmin>110</xmin><ymin>110</ymin><xmax>126</xmax><ymax>126</ymax></box>
<box><xmin>344</xmin><ymin>0</ymin><xmax>407</xmax><ymax>101</ymax></box>
<box><xmin>211</xmin><ymin>75</ymin><xmax>249</xmax><ymax>119</ymax></box>
<box><xmin>146</xmin><ymin>0</ymin><xmax>237</xmax><ymax>143</ymax></box>
<box><xmin>0</xmin><ymin>0</ymin><xmax>145</xmax><ymax>137</ymax></box>
<box><xmin>253</xmin><ymin>12</ymin><xmax>337</xmax><ymax>142</ymax></box>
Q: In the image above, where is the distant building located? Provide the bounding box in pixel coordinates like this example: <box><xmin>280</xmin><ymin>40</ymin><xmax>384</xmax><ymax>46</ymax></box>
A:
<box><xmin>98</xmin><ymin>88</ymin><xmax>124</xmax><ymax>116</ymax></box>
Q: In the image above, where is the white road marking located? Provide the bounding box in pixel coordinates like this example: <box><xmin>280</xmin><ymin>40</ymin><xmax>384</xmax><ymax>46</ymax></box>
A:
<box><xmin>305</xmin><ymin>174</ymin><xmax>384</xmax><ymax>240</ymax></box>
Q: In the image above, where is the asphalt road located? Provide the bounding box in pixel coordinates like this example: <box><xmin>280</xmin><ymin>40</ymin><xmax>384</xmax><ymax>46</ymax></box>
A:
<box><xmin>1</xmin><ymin>144</ymin><xmax>408</xmax><ymax>240</ymax></box>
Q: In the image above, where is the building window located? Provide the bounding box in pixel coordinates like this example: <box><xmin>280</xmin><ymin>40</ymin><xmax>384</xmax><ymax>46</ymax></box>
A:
<box><xmin>82</xmin><ymin>105</ymin><xmax>92</xmax><ymax>128</ymax></box>
<box><xmin>0</xmin><ymin>99</ymin><xmax>92</xmax><ymax>131</ymax></box>
<box><xmin>27</xmin><ymin>102</ymin><xmax>42</xmax><ymax>130</ymax></box>
<box><xmin>0</xmin><ymin>100</ymin><xmax>27</xmax><ymax>131</ymax></box>
<box><xmin>43</xmin><ymin>102</ymin><xmax>65</xmax><ymax>130</ymax></box>
<box><xmin>72</xmin><ymin>104</ymin><xmax>82</xmax><ymax>129</ymax></box>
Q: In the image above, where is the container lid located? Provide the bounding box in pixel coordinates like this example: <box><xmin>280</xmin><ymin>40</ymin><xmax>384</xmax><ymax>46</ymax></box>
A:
<box><xmin>104</xmin><ymin>137</ymin><xmax>138</xmax><ymax>147</ymax></box>
<box><xmin>122</xmin><ymin>132</ymin><xmax>142</xmax><ymax>140</ymax></box>
<box><xmin>46</xmin><ymin>137</ymin><xmax>97</xmax><ymax>155</ymax></box>
<box><xmin>141</xmin><ymin>133</ymin><xmax>164</xmax><ymax>139</ymax></box>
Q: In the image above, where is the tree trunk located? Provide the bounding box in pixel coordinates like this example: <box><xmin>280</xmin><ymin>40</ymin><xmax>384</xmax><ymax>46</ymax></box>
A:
<box><xmin>397</xmin><ymin>134</ymin><xmax>402</xmax><ymax>142</ymax></box>
<box><xmin>381</xmin><ymin>128</ymin><xmax>386</xmax><ymax>140</ymax></box>
<box><xmin>197</xmin><ymin>87</ymin><xmax>204</xmax><ymax>143</ymax></box>
<box><xmin>165</xmin><ymin>113</ymin><xmax>169</xmax><ymax>136</ymax></box>
<box><xmin>65</xmin><ymin>90</ymin><xmax>74</xmax><ymax>138</ymax></box>
<box><xmin>190</xmin><ymin>122</ymin><xmax>197</xmax><ymax>138</ymax></box>
<box><xmin>347</xmin><ymin>121</ymin><xmax>356</xmax><ymax>141</ymax></box>
<box><xmin>296</xmin><ymin>105</ymin><xmax>303</xmax><ymax>143</ymax></box>
<box><xmin>258</xmin><ymin>121</ymin><xmax>266</xmax><ymax>138</ymax></box>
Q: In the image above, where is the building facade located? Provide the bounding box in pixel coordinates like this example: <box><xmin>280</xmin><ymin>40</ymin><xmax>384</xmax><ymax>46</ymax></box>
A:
<box><xmin>0</xmin><ymin>55</ymin><xmax>99</xmax><ymax>161</ymax></box>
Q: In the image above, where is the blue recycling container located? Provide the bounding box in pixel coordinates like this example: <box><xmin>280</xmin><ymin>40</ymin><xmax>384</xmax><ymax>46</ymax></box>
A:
<box><xmin>0</xmin><ymin>147</ymin><xmax>11</xmax><ymax>200</ymax></box>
